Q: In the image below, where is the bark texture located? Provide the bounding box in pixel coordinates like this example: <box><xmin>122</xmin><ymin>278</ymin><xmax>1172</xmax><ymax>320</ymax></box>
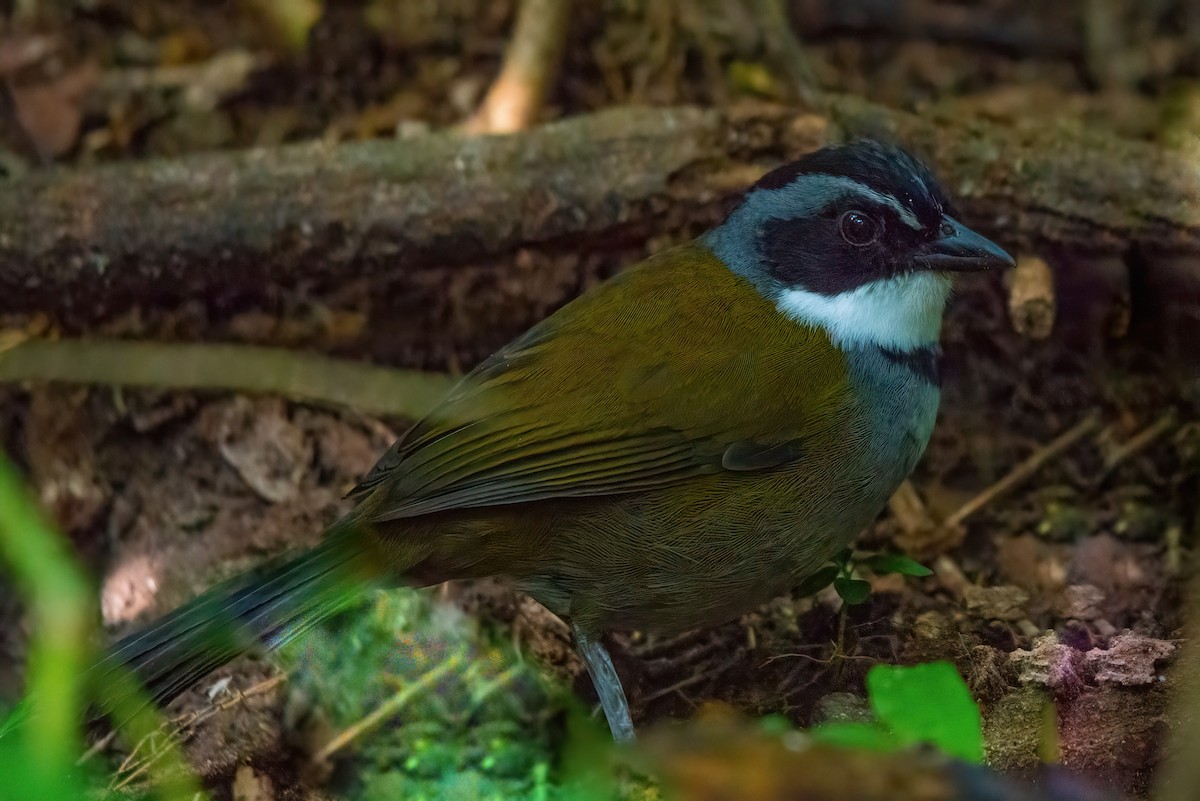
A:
<box><xmin>2</xmin><ymin>97</ymin><xmax>1198</xmax><ymax>320</ymax></box>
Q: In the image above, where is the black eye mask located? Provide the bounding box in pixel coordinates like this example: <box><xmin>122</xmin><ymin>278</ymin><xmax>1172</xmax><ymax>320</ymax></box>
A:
<box><xmin>759</xmin><ymin>201</ymin><xmax>932</xmax><ymax>296</ymax></box>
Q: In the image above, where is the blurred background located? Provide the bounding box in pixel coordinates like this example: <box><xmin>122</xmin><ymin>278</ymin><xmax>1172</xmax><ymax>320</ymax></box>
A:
<box><xmin>1</xmin><ymin>1</ymin><xmax>1199</xmax><ymax>800</ymax></box>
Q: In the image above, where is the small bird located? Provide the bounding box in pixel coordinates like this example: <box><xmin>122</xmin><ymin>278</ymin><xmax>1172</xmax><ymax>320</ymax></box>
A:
<box><xmin>94</xmin><ymin>140</ymin><xmax>1013</xmax><ymax>742</ymax></box>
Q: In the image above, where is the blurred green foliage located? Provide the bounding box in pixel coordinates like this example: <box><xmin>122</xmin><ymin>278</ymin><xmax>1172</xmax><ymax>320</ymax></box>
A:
<box><xmin>0</xmin><ymin>433</ymin><xmax>615</xmax><ymax>799</ymax></box>
<box><xmin>0</xmin><ymin>452</ymin><xmax>204</xmax><ymax>800</ymax></box>
<box><xmin>0</xmin><ymin>454</ymin><xmax>93</xmax><ymax>798</ymax></box>
<box><xmin>811</xmin><ymin>661</ymin><xmax>985</xmax><ymax>763</ymax></box>
<box><xmin>795</xmin><ymin>548</ymin><xmax>932</xmax><ymax>606</ymax></box>
<box><xmin>281</xmin><ymin>588</ymin><xmax>615</xmax><ymax>800</ymax></box>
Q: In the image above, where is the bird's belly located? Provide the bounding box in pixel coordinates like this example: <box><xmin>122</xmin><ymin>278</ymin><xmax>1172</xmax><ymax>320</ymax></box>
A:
<box><xmin>518</xmin><ymin>462</ymin><xmax>896</xmax><ymax>634</ymax></box>
<box><xmin>412</xmin><ymin>385</ymin><xmax>940</xmax><ymax>636</ymax></box>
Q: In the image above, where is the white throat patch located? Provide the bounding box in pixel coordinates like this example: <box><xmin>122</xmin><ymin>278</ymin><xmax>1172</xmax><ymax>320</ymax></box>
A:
<box><xmin>777</xmin><ymin>271</ymin><xmax>952</xmax><ymax>350</ymax></box>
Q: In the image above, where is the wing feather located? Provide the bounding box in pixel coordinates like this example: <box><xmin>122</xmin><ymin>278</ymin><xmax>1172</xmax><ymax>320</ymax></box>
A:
<box><xmin>348</xmin><ymin>244</ymin><xmax>849</xmax><ymax>522</ymax></box>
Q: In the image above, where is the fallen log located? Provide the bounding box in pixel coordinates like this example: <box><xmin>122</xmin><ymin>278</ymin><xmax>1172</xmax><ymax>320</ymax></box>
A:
<box><xmin>2</xmin><ymin>96</ymin><xmax>1198</xmax><ymax>322</ymax></box>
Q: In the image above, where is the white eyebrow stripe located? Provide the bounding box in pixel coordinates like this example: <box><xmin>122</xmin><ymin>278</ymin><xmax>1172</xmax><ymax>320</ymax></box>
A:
<box><xmin>808</xmin><ymin>174</ymin><xmax>923</xmax><ymax>230</ymax></box>
<box><xmin>700</xmin><ymin>169</ymin><xmax>935</xmax><ymax>291</ymax></box>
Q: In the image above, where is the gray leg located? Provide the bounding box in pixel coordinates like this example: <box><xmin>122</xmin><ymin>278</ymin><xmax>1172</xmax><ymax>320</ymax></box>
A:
<box><xmin>573</xmin><ymin>625</ymin><xmax>636</xmax><ymax>742</ymax></box>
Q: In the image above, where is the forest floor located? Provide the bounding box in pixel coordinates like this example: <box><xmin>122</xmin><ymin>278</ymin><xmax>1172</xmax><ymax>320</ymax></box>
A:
<box><xmin>1</xmin><ymin>2</ymin><xmax>1198</xmax><ymax>800</ymax></box>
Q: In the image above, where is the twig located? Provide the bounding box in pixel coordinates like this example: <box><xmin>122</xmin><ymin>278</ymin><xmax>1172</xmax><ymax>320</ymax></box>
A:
<box><xmin>1089</xmin><ymin>255</ymin><xmax>1133</xmax><ymax>338</ymax></box>
<box><xmin>764</xmin><ymin>651</ymin><xmax>875</xmax><ymax>666</ymax></box>
<box><xmin>467</xmin><ymin>0</ymin><xmax>573</xmax><ymax>133</ymax></box>
<box><xmin>755</xmin><ymin>0</ymin><xmax>822</xmax><ymax>106</ymax></box>
<box><xmin>632</xmin><ymin>629</ymin><xmax>710</xmax><ymax>660</ymax></box>
<box><xmin>94</xmin><ymin>50</ymin><xmax>268</xmax><ymax>116</ymax></box>
<box><xmin>110</xmin><ymin>675</ymin><xmax>284</xmax><ymax>790</ymax></box>
<box><xmin>1101</xmin><ymin>409</ymin><xmax>1179</xmax><ymax>472</ymax></box>
<box><xmin>933</xmin><ymin>555</ymin><xmax>971</xmax><ymax>600</ymax></box>
<box><xmin>76</xmin><ymin>729</ymin><xmax>117</xmax><ymax>766</ymax></box>
<box><xmin>111</xmin><ymin>729</ymin><xmax>175</xmax><ymax>791</ymax></box>
<box><xmin>0</xmin><ymin>339</ymin><xmax>455</xmax><ymax>418</ymax></box>
<box><xmin>189</xmin><ymin>675</ymin><xmax>284</xmax><ymax>722</ymax></box>
<box><xmin>641</xmin><ymin>654</ymin><xmax>740</xmax><ymax>703</ymax></box>
<box><xmin>313</xmin><ymin>653</ymin><xmax>463</xmax><ymax>762</ymax></box>
<box><xmin>1082</xmin><ymin>0</ymin><xmax>1139</xmax><ymax>90</ymax></box>
<box><xmin>943</xmin><ymin>412</ymin><xmax>1103</xmax><ymax>530</ymax></box>
<box><xmin>887</xmin><ymin>480</ymin><xmax>935</xmax><ymax>536</ymax></box>
<box><xmin>1007</xmin><ymin>254</ymin><xmax>1056</xmax><ymax>339</ymax></box>
<box><xmin>1166</xmin><ymin>524</ymin><xmax>1184</xmax><ymax>578</ymax></box>
<box><xmin>467</xmin><ymin>665</ymin><xmax>520</xmax><ymax>716</ymax></box>
<box><xmin>890</xmin><ymin>480</ymin><xmax>964</xmax><ymax>559</ymax></box>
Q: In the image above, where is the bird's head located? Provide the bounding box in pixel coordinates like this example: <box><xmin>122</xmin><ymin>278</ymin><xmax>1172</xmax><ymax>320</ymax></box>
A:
<box><xmin>703</xmin><ymin>140</ymin><xmax>1014</xmax><ymax>351</ymax></box>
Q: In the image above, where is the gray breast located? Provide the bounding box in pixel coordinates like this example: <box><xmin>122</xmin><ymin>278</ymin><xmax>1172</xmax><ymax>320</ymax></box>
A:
<box><xmin>844</xmin><ymin>343</ymin><xmax>942</xmax><ymax>493</ymax></box>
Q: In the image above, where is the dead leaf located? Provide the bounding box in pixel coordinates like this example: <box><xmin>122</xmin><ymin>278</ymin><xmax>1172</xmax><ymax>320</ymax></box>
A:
<box><xmin>232</xmin><ymin>764</ymin><xmax>274</xmax><ymax>801</ymax></box>
<box><xmin>204</xmin><ymin>397</ymin><xmax>312</xmax><ymax>503</ymax></box>
<box><xmin>0</xmin><ymin>34</ymin><xmax>57</xmax><ymax>76</ymax></box>
<box><xmin>8</xmin><ymin>60</ymin><xmax>99</xmax><ymax>157</ymax></box>
<box><xmin>25</xmin><ymin>386</ymin><xmax>107</xmax><ymax>534</ymax></box>
<box><xmin>964</xmin><ymin>585</ymin><xmax>1031</xmax><ymax>622</ymax></box>
<box><xmin>1058</xmin><ymin>584</ymin><xmax>1105</xmax><ymax>621</ymax></box>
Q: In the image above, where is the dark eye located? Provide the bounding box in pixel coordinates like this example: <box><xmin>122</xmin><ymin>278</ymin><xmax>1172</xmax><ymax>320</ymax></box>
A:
<box><xmin>839</xmin><ymin>210</ymin><xmax>879</xmax><ymax>246</ymax></box>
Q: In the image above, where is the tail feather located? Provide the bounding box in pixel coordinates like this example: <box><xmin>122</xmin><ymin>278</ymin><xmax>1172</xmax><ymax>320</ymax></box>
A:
<box><xmin>92</xmin><ymin>523</ymin><xmax>377</xmax><ymax>716</ymax></box>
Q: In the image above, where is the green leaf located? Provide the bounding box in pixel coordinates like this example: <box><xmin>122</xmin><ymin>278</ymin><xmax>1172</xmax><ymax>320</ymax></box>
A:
<box><xmin>757</xmin><ymin>714</ymin><xmax>794</xmax><ymax>736</ymax></box>
<box><xmin>833</xmin><ymin>547</ymin><xmax>854</xmax><ymax>569</ymax></box>
<box><xmin>865</xmin><ymin>662</ymin><xmax>984</xmax><ymax>763</ymax></box>
<box><xmin>809</xmin><ymin>722</ymin><xmax>898</xmax><ymax>753</ymax></box>
<box><xmin>794</xmin><ymin>565</ymin><xmax>839</xmax><ymax>597</ymax></box>
<box><xmin>862</xmin><ymin>553</ymin><xmax>933</xmax><ymax>577</ymax></box>
<box><xmin>833</xmin><ymin>577</ymin><xmax>871</xmax><ymax>605</ymax></box>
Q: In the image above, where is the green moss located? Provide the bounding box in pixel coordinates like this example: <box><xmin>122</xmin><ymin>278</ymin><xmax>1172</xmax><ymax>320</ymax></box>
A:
<box><xmin>280</xmin><ymin>589</ymin><xmax>611</xmax><ymax>800</ymax></box>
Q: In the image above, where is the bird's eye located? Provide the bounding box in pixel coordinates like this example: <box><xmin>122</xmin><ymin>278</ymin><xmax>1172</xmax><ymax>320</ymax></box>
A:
<box><xmin>839</xmin><ymin>210</ymin><xmax>879</xmax><ymax>246</ymax></box>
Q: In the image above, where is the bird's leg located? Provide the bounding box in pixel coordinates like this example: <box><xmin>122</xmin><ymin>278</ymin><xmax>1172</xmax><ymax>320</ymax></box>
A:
<box><xmin>572</xmin><ymin>625</ymin><xmax>635</xmax><ymax>742</ymax></box>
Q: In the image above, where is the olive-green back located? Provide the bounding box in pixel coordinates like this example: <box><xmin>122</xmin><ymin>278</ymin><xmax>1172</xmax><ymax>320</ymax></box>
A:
<box><xmin>351</xmin><ymin>243</ymin><xmax>851</xmax><ymax>521</ymax></box>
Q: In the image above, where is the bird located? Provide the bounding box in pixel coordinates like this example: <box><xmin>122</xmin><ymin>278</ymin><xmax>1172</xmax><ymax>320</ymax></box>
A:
<box><xmin>92</xmin><ymin>139</ymin><xmax>1014</xmax><ymax>742</ymax></box>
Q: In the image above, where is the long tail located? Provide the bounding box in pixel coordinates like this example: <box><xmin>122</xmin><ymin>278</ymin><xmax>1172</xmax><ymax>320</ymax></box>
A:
<box><xmin>91</xmin><ymin>521</ymin><xmax>380</xmax><ymax>716</ymax></box>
